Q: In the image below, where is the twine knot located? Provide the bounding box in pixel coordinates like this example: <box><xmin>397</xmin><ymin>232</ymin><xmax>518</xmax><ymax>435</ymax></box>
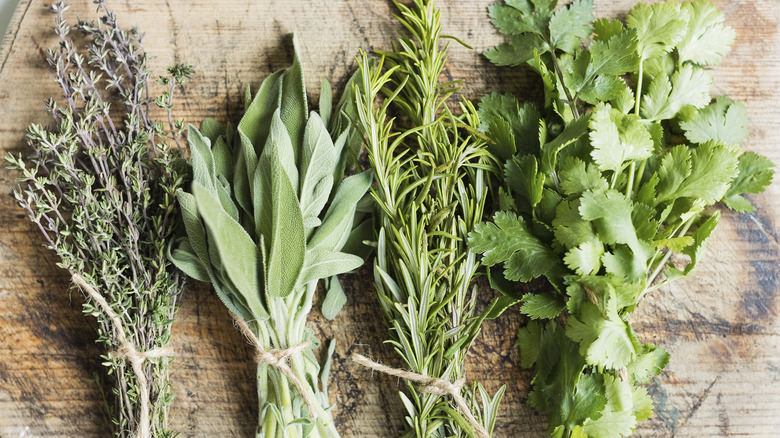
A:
<box><xmin>352</xmin><ymin>353</ymin><xmax>489</xmax><ymax>438</ymax></box>
<box><xmin>72</xmin><ymin>273</ymin><xmax>171</xmax><ymax>438</ymax></box>
<box><xmin>233</xmin><ymin>316</ymin><xmax>319</xmax><ymax>418</ymax></box>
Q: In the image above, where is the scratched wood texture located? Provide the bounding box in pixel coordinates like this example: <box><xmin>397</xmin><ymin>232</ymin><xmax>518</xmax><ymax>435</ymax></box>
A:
<box><xmin>0</xmin><ymin>0</ymin><xmax>778</xmax><ymax>436</ymax></box>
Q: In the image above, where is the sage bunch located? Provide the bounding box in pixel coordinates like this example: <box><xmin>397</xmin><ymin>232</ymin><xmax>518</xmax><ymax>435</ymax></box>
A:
<box><xmin>168</xmin><ymin>38</ymin><xmax>371</xmax><ymax>438</ymax></box>
<box><xmin>352</xmin><ymin>1</ymin><xmax>505</xmax><ymax>436</ymax></box>
<box><xmin>7</xmin><ymin>2</ymin><xmax>192</xmax><ymax>437</ymax></box>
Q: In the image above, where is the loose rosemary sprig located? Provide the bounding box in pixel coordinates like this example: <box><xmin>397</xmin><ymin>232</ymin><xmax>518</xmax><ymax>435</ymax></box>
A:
<box><xmin>6</xmin><ymin>2</ymin><xmax>192</xmax><ymax>437</ymax></box>
<box><xmin>353</xmin><ymin>1</ymin><xmax>505</xmax><ymax>436</ymax></box>
<box><xmin>169</xmin><ymin>38</ymin><xmax>371</xmax><ymax>438</ymax></box>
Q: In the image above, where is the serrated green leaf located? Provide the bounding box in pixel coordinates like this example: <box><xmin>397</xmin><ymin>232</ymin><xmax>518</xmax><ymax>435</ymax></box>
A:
<box><xmin>469</xmin><ymin>211</ymin><xmax>562</xmax><ymax>283</ymax></box>
<box><xmin>552</xmin><ymin>198</ymin><xmax>598</xmax><ymax>250</ymax></box>
<box><xmin>657</xmin><ymin>141</ymin><xmax>739</xmax><ymax>204</ymax></box>
<box><xmin>548</xmin><ymin>0</ymin><xmax>594</xmax><ymax>54</ymax></box>
<box><xmin>559</xmin><ymin>157</ymin><xmax>608</xmax><ymax>196</ymax></box>
<box><xmin>723</xmin><ymin>152</ymin><xmax>775</xmax><ymax>212</ymax></box>
<box><xmin>582</xmin><ymin>409</ymin><xmax>636</xmax><ymax>438</ymax></box>
<box><xmin>506</xmin><ymin>154</ymin><xmax>544</xmax><ymax>209</ymax></box>
<box><xmin>677</xmin><ymin>0</ymin><xmax>735</xmax><ymax>66</ymax></box>
<box><xmin>589</xmin><ymin>103</ymin><xmax>653</xmax><ymax>173</ymax></box>
<box><xmin>627</xmin><ymin>344</ymin><xmax>669</xmax><ymax>384</ymax></box>
<box><xmin>520</xmin><ymin>292</ymin><xmax>566</xmax><ymax>320</ymax></box>
<box><xmin>680</xmin><ymin>96</ymin><xmax>749</xmax><ymax>146</ymax></box>
<box><xmin>564</xmin><ymin>240</ymin><xmax>604</xmax><ymax>275</ymax></box>
<box><xmin>642</xmin><ymin>65</ymin><xmax>712</xmax><ymax>121</ymax></box>
<box><xmin>627</xmin><ymin>1</ymin><xmax>689</xmax><ymax>60</ymax></box>
<box><xmin>566</xmin><ymin>299</ymin><xmax>637</xmax><ymax>370</ymax></box>
<box><xmin>485</xmin><ymin>33</ymin><xmax>542</xmax><ymax>66</ymax></box>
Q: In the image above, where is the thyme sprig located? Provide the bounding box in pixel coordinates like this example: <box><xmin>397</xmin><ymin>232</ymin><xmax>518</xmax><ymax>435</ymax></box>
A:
<box><xmin>353</xmin><ymin>1</ymin><xmax>505</xmax><ymax>436</ymax></box>
<box><xmin>7</xmin><ymin>2</ymin><xmax>192</xmax><ymax>437</ymax></box>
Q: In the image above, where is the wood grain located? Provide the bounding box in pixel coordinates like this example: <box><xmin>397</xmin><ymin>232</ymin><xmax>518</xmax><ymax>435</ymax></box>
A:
<box><xmin>0</xmin><ymin>0</ymin><xmax>778</xmax><ymax>437</ymax></box>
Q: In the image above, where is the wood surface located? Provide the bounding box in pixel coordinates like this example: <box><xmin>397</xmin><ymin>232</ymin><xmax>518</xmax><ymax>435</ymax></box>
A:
<box><xmin>0</xmin><ymin>0</ymin><xmax>778</xmax><ymax>436</ymax></box>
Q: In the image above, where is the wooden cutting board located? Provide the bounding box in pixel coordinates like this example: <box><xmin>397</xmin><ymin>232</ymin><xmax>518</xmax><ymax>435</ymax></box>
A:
<box><xmin>0</xmin><ymin>0</ymin><xmax>777</xmax><ymax>436</ymax></box>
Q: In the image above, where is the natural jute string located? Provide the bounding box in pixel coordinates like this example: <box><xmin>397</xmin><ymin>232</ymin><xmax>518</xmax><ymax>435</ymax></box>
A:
<box><xmin>71</xmin><ymin>273</ymin><xmax>173</xmax><ymax>438</ymax></box>
<box><xmin>232</xmin><ymin>316</ymin><xmax>318</xmax><ymax>418</ymax></box>
<box><xmin>352</xmin><ymin>354</ymin><xmax>489</xmax><ymax>438</ymax></box>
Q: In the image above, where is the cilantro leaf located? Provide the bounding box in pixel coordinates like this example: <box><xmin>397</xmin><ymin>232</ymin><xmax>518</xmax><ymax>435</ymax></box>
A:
<box><xmin>506</xmin><ymin>154</ymin><xmax>545</xmax><ymax>209</ymax></box>
<box><xmin>559</xmin><ymin>157</ymin><xmax>609</xmax><ymax>196</ymax></box>
<box><xmin>468</xmin><ymin>211</ymin><xmax>562</xmax><ymax>283</ymax></box>
<box><xmin>680</xmin><ymin>96</ymin><xmax>749</xmax><ymax>146</ymax></box>
<box><xmin>565</xmin><ymin>30</ymin><xmax>639</xmax><ymax>93</ymax></box>
<box><xmin>677</xmin><ymin>0</ymin><xmax>736</xmax><ymax>66</ymax></box>
<box><xmin>566</xmin><ymin>297</ymin><xmax>638</xmax><ymax>370</ymax></box>
<box><xmin>485</xmin><ymin>34</ymin><xmax>541</xmax><ymax>66</ymax></box>
<box><xmin>657</xmin><ymin>141</ymin><xmax>739</xmax><ymax>204</ymax></box>
<box><xmin>552</xmin><ymin>198</ymin><xmax>598</xmax><ymax>250</ymax></box>
<box><xmin>564</xmin><ymin>240</ymin><xmax>604</xmax><ymax>275</ymax></box>
<box><xmin>548</xmin><ymin>0</ymin><xmax>594</xmax><ymax>54</ymax></box>
<box><xmin>478</xmin><ymin>92</ymin><xmax>541</xmax><ymax>157</ymax></box>
<box><xmin>723</xmin><ymin>152</ymin><xmax>775</xmax><ymax>212</ymax></box>
<box><xmin>581</xmin><ymin>409</ymin><xmax>636</xmax><ymax>438</ymax></box>
<box><xmin>589</xmin><ymin>103</ymin><xmax>653</xmax><ymax>173</ymax></box>
<box><xmin>642</xmin><ymin>65</ymin><xmax>712</xmax><ymax>121</ymax></box>
<box><xmin>520</xmin><ymin>292</ymin><xmax>567</xmax><ymax>320</ymax></box>
<box><xmin>626</xmin><ymin>1</ymin><xmax>689</xmax><ymax>60</ymax></box>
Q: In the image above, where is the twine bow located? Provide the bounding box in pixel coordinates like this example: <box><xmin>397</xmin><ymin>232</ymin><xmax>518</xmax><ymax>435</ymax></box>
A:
<box><xmin>232</xmin><ymin>316</ymin><xmax>318</xmax><ymax>418</ymax></box>
<box><xmin>352</xmin><ymin>353</ymin><xmax>489</xmax><ymax>438</ymax></box>
<box><xmin>71</xmin><ymin>273</ymin><xmax>172</xmax><ymax>438</ymax></box>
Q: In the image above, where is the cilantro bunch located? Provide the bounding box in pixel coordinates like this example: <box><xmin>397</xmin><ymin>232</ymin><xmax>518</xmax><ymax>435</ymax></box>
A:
<box><xmin>468</xmin><ymin>0</ymin><xmax>774</xmax><ymax>436</ymax></box>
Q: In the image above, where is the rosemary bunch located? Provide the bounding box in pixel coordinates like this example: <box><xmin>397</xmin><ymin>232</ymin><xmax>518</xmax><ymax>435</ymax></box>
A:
<box><xmin>169</xmin><ymin>38</ymin><xmax>370</xmax><ymax>438</ymax></box>
<box><xmin>7</xmin><ymin>2</ymin><xmax>192</xmax><ymax>437</ymax></box>
<box><xmin>352</xmin><ymin>1</ymin><xmax>505</xmax><ymax>436</ymax></box>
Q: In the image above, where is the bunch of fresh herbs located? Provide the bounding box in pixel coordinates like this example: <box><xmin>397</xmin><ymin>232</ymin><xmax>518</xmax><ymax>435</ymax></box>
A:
<box><xmin>6</xmin><ymin>1</ymin><xmax>192</xmax><ymax>437</ymax></box>
<box><xmin>468</xmin><ymin>0</ymin><xmax>774</xmax><ymax>436</ymax></box>
<box><xmin>168</xmin><ymin>38</ymin><xmax>371</xmax><ymax>438</ymax></box>
<box><xmin>352</xmin><ymin>1</ymin><xmax>505</xmax><ymax>436</ymax></box>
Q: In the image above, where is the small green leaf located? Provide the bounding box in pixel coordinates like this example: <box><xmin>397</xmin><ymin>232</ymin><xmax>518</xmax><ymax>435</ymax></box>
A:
<box><xmin>192</xmin><ymin>183</ymin><xmax>264</xmax><ymax>314</ymax></box>
<box><xmin>299</xmin><ymin>249</ymin><xmax>363</xmax><ymax>288</ymax></box>
<box><xmin>265</xmin><ymin>152</ymin><xmax>306</xmax><ymax>298</ymax></box>
<box><xmin>321</xmin><ymin>276</ymin><xmax>347</xmax><ymax>320</ymax></box>
<box><xmin>520</xmin><ymin>293</ymin><xmax>566</xmax><ymax>320</ymax></box>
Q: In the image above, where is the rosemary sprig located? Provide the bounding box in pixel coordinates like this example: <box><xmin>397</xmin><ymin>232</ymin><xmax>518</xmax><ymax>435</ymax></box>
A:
<box><xmin>169</xmin><ymin>37</ymin><xmax>371</xmax><ymax>438</ymax></box>
<box><xmin>352</xmin><ymin>1</ymin><xmax>505</xmax><ymax>436</ymax></box>
<box><xmin>6</xmin><ymin>1</ymin><xmax>192</xmax><ymax>437</ymax></box>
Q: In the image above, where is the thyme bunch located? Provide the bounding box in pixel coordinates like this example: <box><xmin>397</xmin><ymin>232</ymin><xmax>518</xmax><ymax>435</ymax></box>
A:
<box><xmin>7</xmin><ymin>2</ymin><xmax>192</xmax><ymax>437</ymax></box>
<box><xmin>353</xmin><ymin>1</ymin><xmax>505</xmax><ymax>436</ymax></box>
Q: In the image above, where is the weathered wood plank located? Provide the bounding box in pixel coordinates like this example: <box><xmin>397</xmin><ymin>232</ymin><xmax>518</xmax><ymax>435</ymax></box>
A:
<box><xmin>0</xmin><ymin>0</ymin><xmax>777</xmax><ymax>437</ymax></box>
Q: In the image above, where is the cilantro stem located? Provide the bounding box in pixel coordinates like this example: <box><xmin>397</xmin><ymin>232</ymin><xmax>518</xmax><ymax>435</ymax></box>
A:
<box><xmin>625</xmin><ymin>162</ymin><xmax>636</xmax><ymax>197</ymax></box>
<box><xmin>549</xmin><ymin>50</ymin><xmax>580</xmax><ymax>119</ymax></box>
<box><xmin>634</xmin><ymin>57</ymin><xmax>644</xmax><ymax>116</ymax></box>
<box><xmin>644</xmin><ymin>215</ymin><xmax>696</xmax><ymax>297</ymax></box>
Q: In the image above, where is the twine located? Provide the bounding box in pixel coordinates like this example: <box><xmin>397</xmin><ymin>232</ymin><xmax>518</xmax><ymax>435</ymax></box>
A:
<box><xmin>71</xmin><ymin>273</ymin><xmax>172</xmax><ymax>438</ymax></box>
<box><xmin>352</xmin><ymin>354</ymin><xmax>489</xmax><ymax>438</ymax></box>
<box><xmin>232</xmin><ymin>316</ymin><xmax>318</xmax><ymax>418</ymax></box>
